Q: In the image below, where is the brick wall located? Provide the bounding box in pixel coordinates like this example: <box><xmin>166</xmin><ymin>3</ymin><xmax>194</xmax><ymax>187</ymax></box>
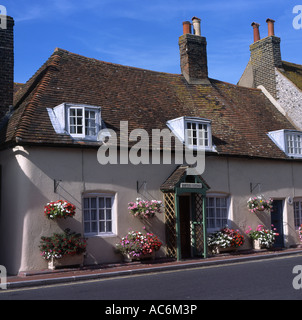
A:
<box><xmin>0</xmin><ymin>15</ymin><xmax>14</xmax><ymax>119</ymax></box>
<box><xmin>250</xmin><ymin>36</ymin><xmax>282</xmax><ymax>98</ymax></box>
<box><xmin>178</xmin><ymin>33</ymin><xmax>208</xmax><ymax>84</ymax></box>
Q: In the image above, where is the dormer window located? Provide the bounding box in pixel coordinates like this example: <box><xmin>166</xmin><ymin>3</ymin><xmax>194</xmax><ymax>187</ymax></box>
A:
<box><xmin>68</xmin><ymin>106</ymin><xmax>99</xmax><ymax>138</ymax></box>
<box><xmin>268</xmin><ymin>129</ymin><xmax>302</xmax><ymax>158</ymax></box>
<box><xmin>186</xmin><ymin>120</ymin><xmax>210</xmax><ymax>148</ymax></box>
<box><xmin>47</xmin><ymin>103</ymin><xmax>101</xmax><ymax>140</ymax></box>
<box><xmin>166</xmin><ymin>116</ymin><xmax>215</xmax><ymax>151</ymax></box>
<box><xmin>286</xmin><ymin>132</ymin><xmax>302</xmax><ymax>156</ymax></box>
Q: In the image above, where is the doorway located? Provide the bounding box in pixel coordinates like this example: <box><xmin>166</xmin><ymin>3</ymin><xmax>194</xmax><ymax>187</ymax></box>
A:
<box><xmin>271</xmin><ymin>200</ymin><xmax>284</xmax><ymax>248</ymax></box>
<box><xmin>179</xmin><ymin>195</ymin><xmax>191</xmax><ymax>259</ymax></box>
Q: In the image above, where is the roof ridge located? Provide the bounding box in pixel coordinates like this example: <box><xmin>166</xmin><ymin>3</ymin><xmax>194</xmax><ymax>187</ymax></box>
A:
<box><xmin>52</xmin><ymin>47</ymin><xmax>181</xmax><ymax>76</ymax></box>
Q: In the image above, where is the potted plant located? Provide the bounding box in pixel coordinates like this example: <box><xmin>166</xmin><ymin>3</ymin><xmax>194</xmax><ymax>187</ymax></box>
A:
<box><xmin>39</xmin><ymin>228</ymin><xmax>87</xmax><ymax>269</ymax></box>
<box><xmin>128</xmin><ymin>198</ymin><xmax>162</xmax><ymax>219</ymax></box>
<box><xmin>247</xmin><ymin>196</ymin><xmax>273</xmax><ymax>213</ymax></box>
<box><xmin>245</xmin><ymin>225</ymin><xmax>279</xmax><ymax>249</ymax></box>
<box><xmin>116</xmin><ymin>230</ymin><xmax>162</xmax><ymax>261</ymax></box>
<box><xmin>44</xmin><ymin>200</ymin><xmax>76</xmax><ymax>220</ymax></box>
<box><xmin>207</xmin><ymin>226</ymin><xmax>245</xmax><ymax>254</ymax></box>
<box><xmin>299</xmin><ymin>224</ymin><xmax>302</xmax><ymax>242</ymax></box>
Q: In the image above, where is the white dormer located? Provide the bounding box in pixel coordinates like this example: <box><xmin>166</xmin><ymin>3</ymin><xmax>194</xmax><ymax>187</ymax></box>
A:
<box><xmin>47</xmin><ymin>103</ymin><xmax>102</xmax><ymax>141</ymax></box>
<box><xmin>167</xmin><ymin>116</ymin><xmax>215</xmax><ymax>151</ymax></box>
<box><xmin>268</xmin><ymin>129</ymin><xmax>302</xmax><ymax>158</ymax></box>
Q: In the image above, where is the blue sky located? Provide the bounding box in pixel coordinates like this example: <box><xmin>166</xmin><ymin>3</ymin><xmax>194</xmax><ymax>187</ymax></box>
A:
<box><xmin>2</xmin><ymin>0</ymin><xmax>302</xmax><ymax>84</ymax></box>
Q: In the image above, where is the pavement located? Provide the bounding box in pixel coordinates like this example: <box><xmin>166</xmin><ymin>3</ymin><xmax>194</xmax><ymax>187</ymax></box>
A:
<box><xmin>4</xmin><ymin>247</ymin><xmax>302</xmax><ymax>289</ymax></box>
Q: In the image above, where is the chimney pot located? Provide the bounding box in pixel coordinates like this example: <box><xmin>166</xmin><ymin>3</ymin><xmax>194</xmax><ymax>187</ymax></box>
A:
<box><xmin>266</xmin><ymin>18</ymin><xmax>275</xmax><ymax>36</ymax></box>
<box><xmin>182</xmin><ymin>21</ymin><xmax>191</xmax><ymax>34</ymax></box>
<box><xmin>251</xmin><ymin>22</ymin><xmax>260</xmax><ymax>42</ymax></box>
<box><xmin>192</xmin><ymin>16</ymin><xmax>201</xmax><ymax>36</ymax></box>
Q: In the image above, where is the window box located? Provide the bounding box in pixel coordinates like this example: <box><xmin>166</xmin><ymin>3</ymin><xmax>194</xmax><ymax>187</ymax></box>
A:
<box><xmin>48</xmin><ymin>254</ymin><xmax>84</xmax><ymax>270</ymax></box>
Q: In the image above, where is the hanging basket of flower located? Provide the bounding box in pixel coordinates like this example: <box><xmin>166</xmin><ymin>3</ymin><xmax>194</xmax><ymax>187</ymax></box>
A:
<box><xmin>128</xmin><ymin>198</ymin><xmax>162</xmax><ymax>219</ymax></box>
<box><xmin>247</xmin><ymin>196</ymin><xmax>273</xmax><ymax>213</ymax></box>
<box><xmin>44</xmin><ymin>200</ymin><xmax>76</xmax><ymax>220</ymax></box>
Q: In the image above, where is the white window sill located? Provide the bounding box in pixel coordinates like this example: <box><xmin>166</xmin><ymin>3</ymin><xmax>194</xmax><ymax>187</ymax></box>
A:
<box><xmin>84</xmin><ymin>233</ymin><xmax>117</xmax><ymax>238</ymax></box>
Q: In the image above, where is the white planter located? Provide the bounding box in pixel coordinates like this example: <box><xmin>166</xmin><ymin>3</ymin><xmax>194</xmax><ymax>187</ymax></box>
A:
<box><xmin>253</xmin><ymin>239</ymin><xmax>262</xmax><ymax>250</ymax></box>
<box><xmin>123</xmin><ymin>251</ymin><xmax>156</xmax><ymax>262</ymax></box>
<box><xmin>48</xmin><ymin>254</ymin><xmax>84</xmax><ymax>270</ymax></box>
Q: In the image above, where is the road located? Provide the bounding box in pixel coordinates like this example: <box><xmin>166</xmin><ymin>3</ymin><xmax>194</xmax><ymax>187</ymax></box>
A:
<box><xmin>1</xmin><ymin>254</ymin><xmax>302</xmax><ymax>301</ymax></box>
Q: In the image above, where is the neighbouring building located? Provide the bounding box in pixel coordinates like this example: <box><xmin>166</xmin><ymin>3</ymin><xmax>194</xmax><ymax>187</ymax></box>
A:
<box><xmin>1</xmin><ymin>16</ymin><xmax>302</xmax><ymax>275</ymax></box>
<box><xmin>238</xmin><ymin>18</ymin><xmax>302</xmax><ymax>130</ymax></box>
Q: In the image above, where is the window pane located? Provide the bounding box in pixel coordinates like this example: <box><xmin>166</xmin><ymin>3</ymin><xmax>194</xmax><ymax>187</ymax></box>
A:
<box><xmin>70</xmin><ymin>117</ymin><xmax>76</xmax><ymax>125</ymax></box>
<box><xmin>91</xmin><ymin>210</ymin><xmax>97</xmax><ymax>221</ymax></box>
<box><xmin>100</xmin><ymin>209</ymin><xmax>105</xmax><ymax>220</ymax></box>
<box><xmin>99</xmin><ymin>198</ymin><xmax>104</xmax><ymax>208</ymax></box>
<box><xmin>106</xmin><ymin>221</ymin><xmax>112</xmax><ymax>232</ymax></box>
<box><xmin>106</xmin><ymin>209</ymin><xmax>112</xmax><ymax>220</ymax></box>
<box><xmin>91</xmin><ymin>198</ymin><xmax>96</xmax><ymax>208</ymax></box>
<box><xmin>106</xmin><ymin>198</ymin><xmax>112</xmax><ymax>208</ymax></box>
<box><xmin>99</xmin><ymin>221</ymin><xmax>105</xmax><ymax>233</ymax></box>
<box><xmin>84</xmin><ymin>210</ymin><xmax>90</xmax><ymax>221</ymax></box>
<box><xmin>91</xmin><ymin>222</ymin><xmax>97</xmax><ymax>233</ymax></box>
<box><xmin>84</xmin><ymin>198</ymin><xmax>89</xmax><ymax>209</ymax></box>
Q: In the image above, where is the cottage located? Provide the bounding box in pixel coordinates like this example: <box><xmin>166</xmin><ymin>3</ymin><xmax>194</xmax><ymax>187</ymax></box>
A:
<box><xmin>1</xmin><ymin>16</ymin><xmax>302</xmax><ymax>275</ymax></box>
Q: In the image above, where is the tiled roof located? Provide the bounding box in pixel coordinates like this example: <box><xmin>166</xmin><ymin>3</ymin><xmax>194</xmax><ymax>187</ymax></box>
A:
<box><xmin>0</xmin><ymin>48</ymin><xmax>297</xmax><ymax>159</ymax></box>
<box><xmin>13</xmin><ymin>83</ymin><xmax>23</xmax><ymax>94</ymax></box>
<box><xmin>279</xmin><ymin>61</ymin><xmax>302</xmax><ymax>91</ymax></box>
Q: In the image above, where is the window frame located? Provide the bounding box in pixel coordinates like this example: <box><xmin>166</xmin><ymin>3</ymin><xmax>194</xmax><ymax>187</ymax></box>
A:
<box><xmin>66</xmin><ymin>104</ymin><xmax>101</xmax><ymax>140</ymax></box>
<box><xmin>285</xmin><ymin>131</ymin><xmax>302</xmax><ymax>157</ymax></box>
<box><xmin>293</xmin><ymin>198</ymin><xmax>302</xmax><ymax>229</ymax></box>
<box><xmin>184</xmin><ymin>117</ymin><xmax>212</xmax><ymax>150</ymax></box>
<box><xmin>83</xmin><ymin>193</ymin><xmax>116</xmax><ymax>237</ymax></box>
<box><xmin>206</xmin><ymin>194</ymin><xmax>230</xmax><ymax>233</ymax></box>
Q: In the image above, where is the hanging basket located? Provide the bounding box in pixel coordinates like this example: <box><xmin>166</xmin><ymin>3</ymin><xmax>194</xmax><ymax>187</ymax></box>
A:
<box><xmin>247</xmin><ymin>196</ymin><xmax>273</xmax><ymax>213</ymax></box>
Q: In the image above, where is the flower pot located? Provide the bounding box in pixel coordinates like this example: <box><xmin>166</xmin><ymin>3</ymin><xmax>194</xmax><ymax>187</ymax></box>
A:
<box><xmin>210</xmin><ymin>246</ymin><xmax>234</xmax><ymax>254</ymax></box>
<box><xmin>123</xmin><ymin>251</ymin><xmax>156</xmax><ymax>262</ymax></box>
<box><xmin>253</xmin><ymin>239</ymin><xmax>262</xmax><ymax>250</ymax></box>
<box><xmin>48</xmin><ymin>254</ymin><xmax>84</xmax><ymax>270</ymax></box>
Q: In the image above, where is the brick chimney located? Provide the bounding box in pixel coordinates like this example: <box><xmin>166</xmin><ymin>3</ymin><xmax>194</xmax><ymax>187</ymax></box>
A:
<box><xmin>0</xmin><ymin>15</ymin><xmax>14</xmax><ymax>119</ymax></box>
<box><xmin>249</xmin><ymin>19</ymin><xmax>282</xmax><ymax>98</ymax></box>
<box><xmin>179</xmin><ymin>17</ymin><xmax>210</xmax><ymax>84</ymax></box>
